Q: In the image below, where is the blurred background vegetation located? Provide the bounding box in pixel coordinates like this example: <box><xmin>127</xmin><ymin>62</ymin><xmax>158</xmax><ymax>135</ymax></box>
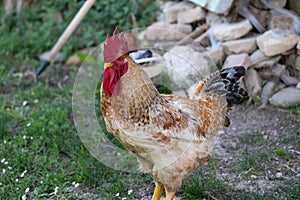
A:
<box><xmin>0</xmin><ymin>0</ymin><xmax>157</xmax><ymax>67</ymax></box>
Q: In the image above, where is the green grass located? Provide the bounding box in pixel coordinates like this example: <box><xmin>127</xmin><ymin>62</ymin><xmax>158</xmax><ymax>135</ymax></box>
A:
<box><xmin>290</xmin><ymin>105</ymin><xmax>300</xmax><ymax>115</ymax></box>
<box><xmin>0</xmin><ymin>67</ymin><xmax>149</xmax><ymax>199</ymax></box>
<box><xmin>179</xmin><ymin>167</ymin><xmax>230</xmax><ymax>199</ymax></box>
<box><xmin>237</xmin><ymin>130</ymin><xmax>268</xmax><ymax>146</ymax></box>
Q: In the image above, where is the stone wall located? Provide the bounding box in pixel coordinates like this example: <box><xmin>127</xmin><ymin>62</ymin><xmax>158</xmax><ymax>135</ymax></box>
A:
<box><xmin>140</xmin><ymin>0</ymin><xmax>300</xmax><ymax>107</ymax></box>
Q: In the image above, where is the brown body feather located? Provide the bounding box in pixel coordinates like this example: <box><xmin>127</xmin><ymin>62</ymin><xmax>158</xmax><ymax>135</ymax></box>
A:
<box><xmin>100</xmin><ymin>56</ymin><xmax>242</xmax><ymax>195</ymax></box>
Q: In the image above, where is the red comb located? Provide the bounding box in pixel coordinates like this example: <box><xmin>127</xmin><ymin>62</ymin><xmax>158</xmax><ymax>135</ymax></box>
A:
<box><xmin>103</xmin><ymin>28</ymin><xmax>129</xmax><ymax>63</ymax></box>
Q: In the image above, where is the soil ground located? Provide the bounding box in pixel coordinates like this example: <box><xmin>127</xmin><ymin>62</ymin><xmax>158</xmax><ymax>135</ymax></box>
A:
<box><xmin>215</xmin><ymin>105</ymin><xmax>300</xmax><ymax>195</ymax></box>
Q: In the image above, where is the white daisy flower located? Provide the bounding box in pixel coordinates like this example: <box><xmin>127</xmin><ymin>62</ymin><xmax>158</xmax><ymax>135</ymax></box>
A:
<box><xmin>54</xmin><ymin>186</ymin><xmax>59</xmax><ymax>195</ymax></box>
<box><xmin>128</xmin><ymin>189</ymin><xmax>133</xmax><ymax>195</ymax></box>
<box><xmin>20</xmin><ymin>170</ymin><xmax>27</xmax><ymax>177</ymax></box>
<box><xmin>22</xmin><ymin>101</ymin><xmax>28</xmax><ymax>106</ymax></box>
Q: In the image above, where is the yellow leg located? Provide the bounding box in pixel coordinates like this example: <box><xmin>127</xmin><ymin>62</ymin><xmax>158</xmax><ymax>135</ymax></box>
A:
<box><xmin>166</xmin><ymin>192</ymin><xmax>175</xmax><ymax>200</ymax></box>
<box><xmin>151</xmin><ymin>182</ymin><xmax>164</xmax><ymax>200</ymax></box>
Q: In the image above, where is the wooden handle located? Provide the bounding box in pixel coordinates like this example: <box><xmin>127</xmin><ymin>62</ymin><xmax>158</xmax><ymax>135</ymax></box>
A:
<box><xmin>48</xmin><ymin>0</ymin><xmax>95</xmax><ymax>61</ymax></box>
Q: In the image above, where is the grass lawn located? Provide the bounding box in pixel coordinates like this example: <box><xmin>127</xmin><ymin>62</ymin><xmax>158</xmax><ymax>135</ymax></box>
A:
<box><xmin>0</xmin><ymin>63</ymin><xmax>155</xmax><ymax>199</ymax></box>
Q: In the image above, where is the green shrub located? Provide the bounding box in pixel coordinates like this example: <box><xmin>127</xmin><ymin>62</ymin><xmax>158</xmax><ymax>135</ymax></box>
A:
<box><xmin>0</xmin><ymin>0</ymin><xmax>157</xmax><ymax>66</ymax></box>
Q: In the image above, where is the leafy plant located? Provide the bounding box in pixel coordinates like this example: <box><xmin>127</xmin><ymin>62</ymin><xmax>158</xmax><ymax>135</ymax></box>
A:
<box><xmin>0</xmin><ymin>0</ymin><xmax>157</xmax><ymax>67</ymax></box>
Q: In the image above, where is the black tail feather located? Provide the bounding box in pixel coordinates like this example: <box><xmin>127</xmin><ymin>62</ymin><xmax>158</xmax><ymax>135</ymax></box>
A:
<box><xmin>193</xmin><ymin>66</ymin><xmax>248</xmax><ymax>107</ymax></box>
<box><xmin>220</xmin><ymin>66</ymin><xmax>249</xmax><ymax>107</ymax></box>
<box><xmin>199</xmin><ymin>66</ymin><xmax>248</xmax><ymax>127</ymax></box>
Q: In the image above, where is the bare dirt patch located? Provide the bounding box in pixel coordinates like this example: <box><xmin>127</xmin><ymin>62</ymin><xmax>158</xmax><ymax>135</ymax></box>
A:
<box><xmin>214</xmin><ymin>105</ymin><xmax>300</xmax><ymax>196</ymax></box>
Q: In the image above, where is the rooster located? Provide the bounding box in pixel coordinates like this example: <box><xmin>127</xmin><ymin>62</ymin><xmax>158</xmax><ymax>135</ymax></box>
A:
<box><xmin>100</xmin><ymin>28</ymin><xmax>248</xmax><ymax>200</ymax></box>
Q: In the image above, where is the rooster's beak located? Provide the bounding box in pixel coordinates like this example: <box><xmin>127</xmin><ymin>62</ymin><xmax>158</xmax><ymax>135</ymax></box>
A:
<box><xmin>104</xmin><ymin>63</ymin><xmax>113</xmax><ymax>69</ymax></box>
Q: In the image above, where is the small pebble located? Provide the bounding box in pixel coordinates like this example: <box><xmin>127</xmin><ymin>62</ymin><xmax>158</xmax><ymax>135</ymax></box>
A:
<box><xmin>275</xmin><ymin>172</ymin><xmax>282</xmax><ymax>178</ymax></box>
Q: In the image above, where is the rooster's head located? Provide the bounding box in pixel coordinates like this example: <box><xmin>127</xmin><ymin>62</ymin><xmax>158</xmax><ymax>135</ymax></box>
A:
<box><xmin>103</xmin><ymin>28</ymin><xmax>133</xmax><ymax>96</ymax></box>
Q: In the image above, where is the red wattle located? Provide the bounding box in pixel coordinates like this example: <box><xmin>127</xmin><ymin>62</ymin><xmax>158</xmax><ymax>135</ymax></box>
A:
<box><xmin>102</xmin><ymin>60</ymin><xmax>128</xmax><ymax>96</ymax></box>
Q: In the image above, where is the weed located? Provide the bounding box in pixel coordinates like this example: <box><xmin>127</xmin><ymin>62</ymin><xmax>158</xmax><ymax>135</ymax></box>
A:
<box><xmin>180</xmin><ymin>168</ymin><xmax>230</xmax><ymax>200</ymax></box>
<box><xmin>237</xmin><ymin>131</ymin><xmax>268</xmax><ymax>146</ymax></box>
<box><xmin>275</xmin><ymin>148</ymin><xmax>286</xmax><ymax>157</ymax></box>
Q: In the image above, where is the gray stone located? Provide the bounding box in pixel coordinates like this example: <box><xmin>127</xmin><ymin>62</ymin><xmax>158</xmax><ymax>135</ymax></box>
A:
<box><xmin>297</xmin><ymin>82</ymin><xmax>300</xmax><ymax>89</ymax></box>
<box><xmin>190</xmin><ymin>0</ymin><xmax>234</xmax><ymax>14</ymax></box>
<box><xmin>259</xmin><ymin>64</ymin><xmax>285</xmax><ymax>81</ymax></box>
<box><xmin>251</xmin><ymin>0</ymin><xmax>287</xmax><ymax>9</ymax></box>
<box><xmin>270</xmin><ymin>87</ymin><xmax>300</xmax><ymax>107</ymax></box>
<box><xmin>269</xmin><ymin>0</ymin><xmax>287</xmax><ymax>7</ymax></box>
<box><xmin>250</xmin><ymin>50</ymin><xmax>269</xmax><ymax>66</ymax></box>
<box><xmin>254</xmin><ymin>56</ymin><xmax>281</xmax><ymax>69</ymax></box>
<box><xmin>223</xmin><ymin>37</ymin><xmax>257</xmax><ymax>54</ymax></box>
<box><xmin>163</xmin><ymin>1</ymin><xmax>194</xmax><ymax>23</ymax></box>
<box><xmin>206</xmin><ymin>47</ymin><xmax>224</xmax><ymax>64</ymax></box>
<box><xmin>153</xmin><ymin>41</ymin><xmax>177</xmax><ymax>49</ymax></box>
<box><xmin>223</xmin><ymin>53</ymin><xmax>251</xmax><ymax>69</ymax></box>
<box><xmin>142</xmin><ymin>62</ymin><xmax>164</xmax><ymax>82</ymax></box>
<box><xmin>245</xmin><ymin>68</ymin><xmax>262</xmax><ymax>96</ymax></box>
<box><xmin>281</xmin><ymin>71</ymin><xmax>300</xmax><ymax>86</ymax></box>
<box><xmin>205</xmin><ymin>12</ymin><xmax>222</xmax><ymax>25</ymax></box>
<box><xmin>276</xmin><ymin>172</ymin><xmax>283</xmax><ymax>179</ymax></box>
<box><xmin>270</xmin><ymin>10</ymin><xmax>294</xmax><ymax>31</ymax></box>
<box><xmin>177</xmin><ymin>6</ymin><xmax>206</xmax><ymax>24</ymax></box>
<box><xmin>247</xmin><ymin>4</ymin><xmax>270</xmax><ymax>32</ymax></box>
<box><xmin>256</xmin><ymin>29</ymin><xmax>299</xmax><ymax>56</ymax></box>
<box><xmin>189</xmin><ymin>0</ymin><xmax>208</xmax><ymax>7</ymax></box>
<box><xmin>261</xmin><ymin>81</ymin><xmax>276</xmax><ymax>106</ymax></box>
<box><xmin>145</xmin><ymin>22</ymin><xmax>192</xmax><ymax>41</ymax></box>
<box><xmin>295</xmin><ymin>56</ymin><xmax>300</xmax><ymax>79</ymax></box>
<box><xmin>164</xmin><ymin>46</ymin><xmax>217</xmax><ymax>89</ymax></box>
<box><xmin>212</xmin><ymin>20</ymin><xmax>253</xmax><ymax>41</ymax></box>
<box><xmin>137</xmin><ymin>30</ymin><xmax>151</xmax><ymax>47</ymax></box>
<box><xmin>206</xmin><ymin>0</ymin><xmax>234</xmax><ymax>14</ymax></box>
